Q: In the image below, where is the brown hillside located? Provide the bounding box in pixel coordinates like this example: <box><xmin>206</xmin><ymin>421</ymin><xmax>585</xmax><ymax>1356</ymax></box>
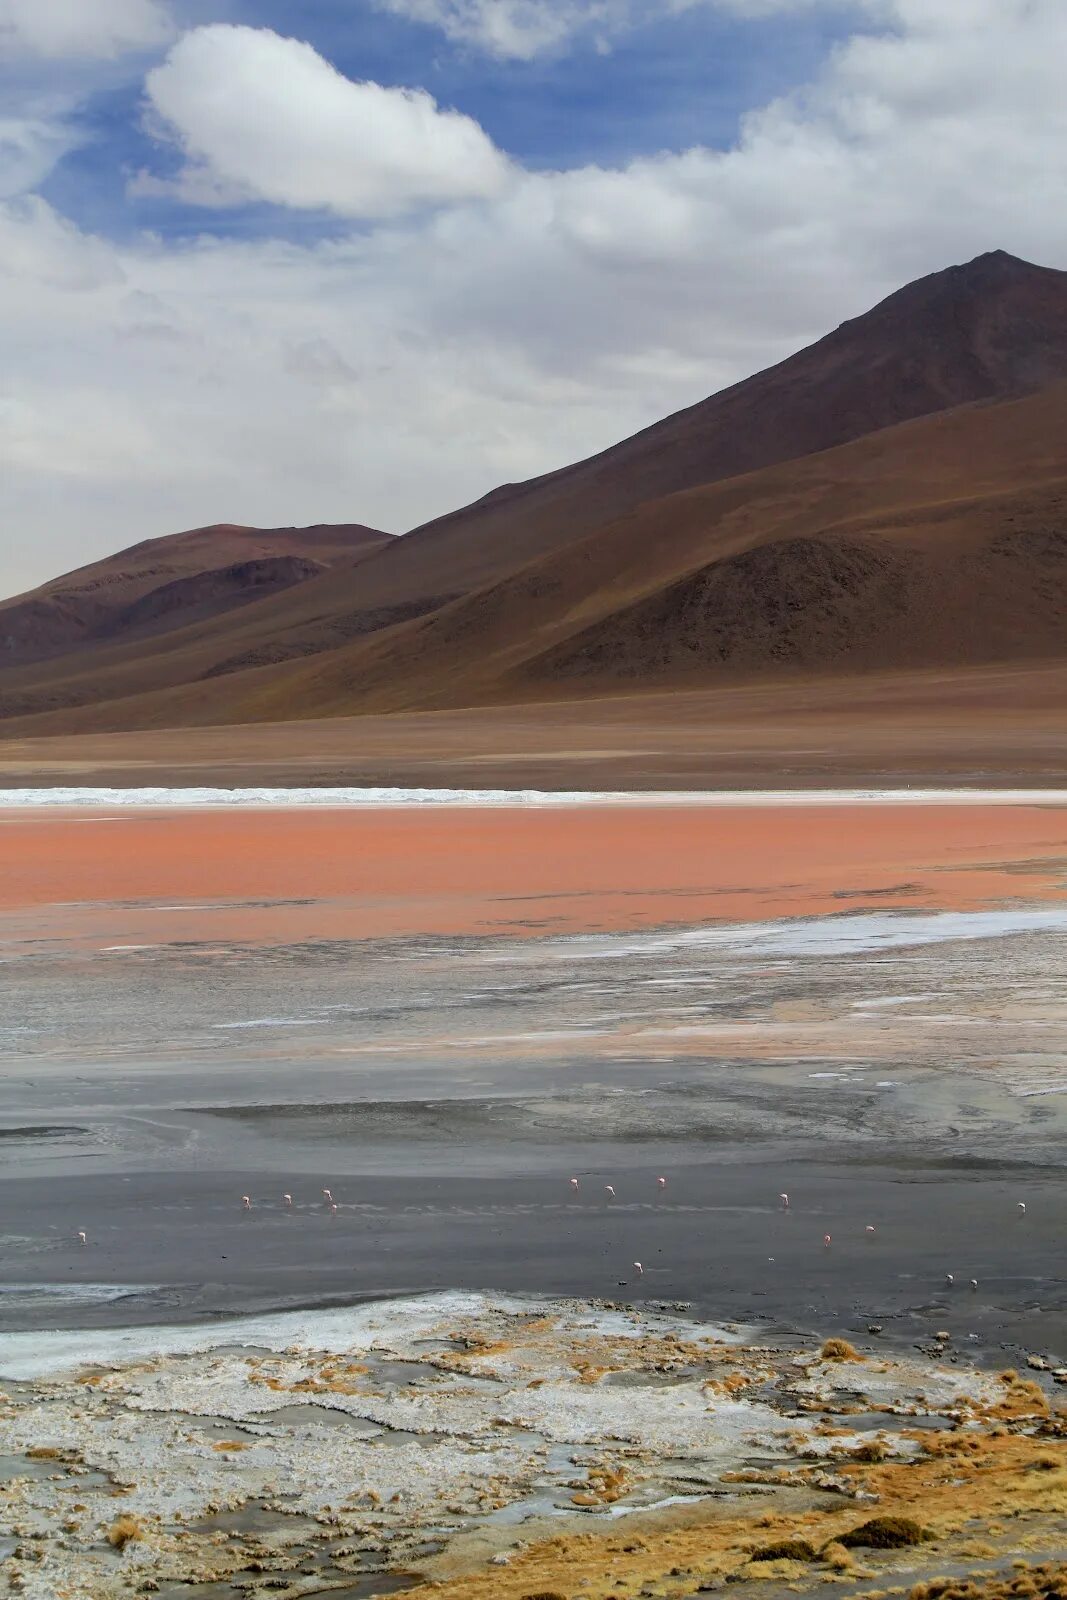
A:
<box><xmin>226</xmin><ymin>382</ymin><xmax>1067</xmax><ymax>720</ymax></box>
<box><xmin>339</xmin><ymin>248</ymin><xmax>1067</xmax><ymax>607</ymax></box>
<box><xmin>2</xmin><ymin>249</ymin><xmax>1067</xmax><ymax>736</ymax></box>
<box><xmin>4</xmin><ymin>380</ymin><xmax>1066</xmax><ymax>738</ymax></box>
<box><xmin>0</xmin><ymin>521</ymin><xmax>391</xmax><ymax>671</ymax></box>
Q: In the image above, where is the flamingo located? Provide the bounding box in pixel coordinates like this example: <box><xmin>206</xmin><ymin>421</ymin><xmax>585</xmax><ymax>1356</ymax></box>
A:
<box><xmin>570</xmin><ymin>1178</ymin><xmax>580</xmax><ymax>1191</ymax></box>
<box><xmin>283</xmin><ymin>1193</ymin><xmax>293</xmax><ymax>1208</ymax></box>
<box><xmin>77</xmin><ymin>1230</ymin><xmax>87</xmax><ymax>1247</ymax></box>
<box><xmin>322</xmin><ymin>1188</ymin><xmax>333</xmax><ymax>1204</ymax></box>
<box><xmin>242</xmin><ymin>1195</ymin><xmax>252</xmax><ymax>1211</ymax></box>
<box><xmin>633</xmin><ymin>1262</ymin><xmax>644</xmax><ymax>1276</ymax></box>
<box><xmin>657</xmin><ymin>1177</ymin><xmax>667</xmax><ymax>1189</ymax></box>
<box><xmin>865</xmin><ymin>1225</ymin><xmax>876</xmax><ymax>1234</ymax></box>
<box><xmin>779</xmin><ymin>1193</ymin><xmax>790</xmax><ymax>1209</ymax></box>
<box><xmin>945</xmin><ymin>1273</ymin><xmax>954</xmax><ymax>1287</ymax></box>
<box><xmin>970</xmin><ymin>1279</ymin><xmax>979</xmax><ymax>1292</ymax></box>
<box><xmin>329</xmin><ymin>1202</ymin><xmax>338</xmax><ymax>1216</ymax></box>
<box><xmin>1017</xmin><ymin>1202</ymin><xmax>1026</xmax><ymax>1214</ymax></box>
<box><xmin>823</xmin><ymin>1233</ymin><xmax>832</xmax><ymax>1248</ymax></box>
<box><xmin>605</xmin><ymin>1185</ymin><xmax>616</xmax><ymax>1199</ymax></box>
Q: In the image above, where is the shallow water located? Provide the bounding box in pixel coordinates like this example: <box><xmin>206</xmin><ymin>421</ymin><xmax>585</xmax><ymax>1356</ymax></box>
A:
<box><xmin>1</xmin><ymin>898</ymin><xmax>1065</xmax><ymax>1360</ymax></box>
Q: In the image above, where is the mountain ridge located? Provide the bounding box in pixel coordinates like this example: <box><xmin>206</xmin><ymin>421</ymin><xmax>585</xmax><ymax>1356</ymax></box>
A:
<box><xmin>2</xmin><ymin>249</ymin><xmax>1067</xmax><ymax>735</ymax></box>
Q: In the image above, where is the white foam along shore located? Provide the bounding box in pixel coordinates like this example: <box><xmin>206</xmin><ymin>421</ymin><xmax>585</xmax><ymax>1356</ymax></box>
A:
<box><xmin>0</xmin><ymin>1289</ymin><xmax>740</xmax><ymax>1381</ymax></box>
<box><xmin>3</xmin><ymin>785</ymin><xmax>1067</xmax><ymax>808</ymax></box>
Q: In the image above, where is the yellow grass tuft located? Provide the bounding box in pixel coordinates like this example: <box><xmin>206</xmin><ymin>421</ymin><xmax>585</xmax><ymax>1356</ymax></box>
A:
<box><xmin>106</xmin><ymin>1515</ymin><xmax>142</xmax><ymax>1550</ymax></box>
<box><xmin>821</xmin><ymin>1338</ymin><xmax>863</xmax><ymax>1361</ymax></box>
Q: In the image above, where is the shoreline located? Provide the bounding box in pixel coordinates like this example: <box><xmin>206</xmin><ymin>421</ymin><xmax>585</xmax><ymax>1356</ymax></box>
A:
<box><xmin>1</xmin><ymin>1287</ymin><xmax>1063</xmax><ymax>1600</ymax></box>
<box><xmin>4</xmin><ymin>784</ymin><xmax>1067</xmax><ymax>807</ymax></box>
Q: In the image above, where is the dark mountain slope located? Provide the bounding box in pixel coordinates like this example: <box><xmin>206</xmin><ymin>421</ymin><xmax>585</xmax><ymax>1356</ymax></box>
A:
<box><xmin>3</xmin><ymin>250</ymin><xmax>1067</xmax><ymax>733</ymax></box>
<box><xmin>0</xmin><ymin>522</ymin><xmax>391</xmax><ymax>671</ymax></box>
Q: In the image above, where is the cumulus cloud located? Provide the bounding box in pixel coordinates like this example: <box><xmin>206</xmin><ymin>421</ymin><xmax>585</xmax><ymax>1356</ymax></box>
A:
<box><xmin>2</xmin><ymin>0</ymin><xmax>1067</xmax><ymax>595</ymax></box>
<box><xmin>0</xmin><ymin>0</ymin><xmax>173</xmax><ymax>60</ymax></box>
<box><xmin>139</xmin><ymin>24</ymin><xmax>513</xmax><ymax>218</ymax></box>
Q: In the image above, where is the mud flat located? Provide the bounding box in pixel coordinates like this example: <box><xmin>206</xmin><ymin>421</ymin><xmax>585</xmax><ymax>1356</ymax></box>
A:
<box><xmin>1</xmin><ymin>1292</ymin><xmax>1065</xmax><ymax>1600</ymax></box>
<box><xmin>2</xmin><ymin>793</ymin><xmax>1065</xmax><ymax>1596</ymax></box>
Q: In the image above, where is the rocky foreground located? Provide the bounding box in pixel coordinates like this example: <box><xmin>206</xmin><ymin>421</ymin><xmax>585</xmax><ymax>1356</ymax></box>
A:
<box><xmin>0</xmin><ymin>1293</ymin><xmax>1064</xmax><ymax>1600</ymax></box>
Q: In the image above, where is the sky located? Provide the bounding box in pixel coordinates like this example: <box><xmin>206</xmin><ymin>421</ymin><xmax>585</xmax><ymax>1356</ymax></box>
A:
<box><xmin>1</xmin><ymin>0</ymin><xmax>1066</xmax><ymax>595</ymax></box>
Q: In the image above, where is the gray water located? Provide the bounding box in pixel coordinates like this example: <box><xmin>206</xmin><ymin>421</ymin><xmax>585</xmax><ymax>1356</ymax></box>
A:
<box><xmin>1</xmin><ymin>913</ymin><xmax>1065</xmax><ymax>1362</ymax></box>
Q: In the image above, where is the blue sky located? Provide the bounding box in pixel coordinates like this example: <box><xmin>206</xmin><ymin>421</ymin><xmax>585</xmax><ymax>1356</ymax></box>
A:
<box><xmin>32</xmin><ymin>1</ymin><xmax>851</xmax><ymax>244</ymax></box>
<box><xmin>1</xmin><ymin>0</ymin><xmax>1065</xmax><ymax>594</ymax></box>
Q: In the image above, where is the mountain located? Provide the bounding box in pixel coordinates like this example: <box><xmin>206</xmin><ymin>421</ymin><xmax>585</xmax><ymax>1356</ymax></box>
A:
<box><xmin>0</xmin><ymin>521</ymin><xmax>392</xmax><ymax>671</ymax></box>
<box><xmin>2</xmin><ymin>249</ymin><xmax>1066</xmax><ymax>736</ymax></box>
<box><xmin>355</xmin><ymin>248</ymin><xmax>1067</xmax><ymax>609</ymax></box>
<box><xmin>215</xmin><ymin>380</ymin><xmax>1067</xmax><ymax>719</ymax></box>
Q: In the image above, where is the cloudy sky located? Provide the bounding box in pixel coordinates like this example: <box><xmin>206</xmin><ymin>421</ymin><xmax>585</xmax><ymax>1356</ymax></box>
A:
<box><xmin>1</xmin><ymin>0</ymin><xmax>1065</xmax><ymax>594</ymax></box>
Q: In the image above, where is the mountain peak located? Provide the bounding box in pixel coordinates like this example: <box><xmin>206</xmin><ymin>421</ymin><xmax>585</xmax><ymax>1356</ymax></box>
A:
<box><xmin>960</xmin><ymin>247</ymin><xmax>1028</xmax><ymax>270</ymax></box>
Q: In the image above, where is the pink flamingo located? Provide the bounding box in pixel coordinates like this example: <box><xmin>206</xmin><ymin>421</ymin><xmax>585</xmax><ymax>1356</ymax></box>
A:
<box><xmin>605</xmin><ymin>1185</ymin><xmax>616</xmax><ymax>1199</ymax></box>
<box><xmin>329</xmin><ymin>1202</ymin><xmax>338</xmax><ymax>1215</ymax></box>
<box><xmin>570</xmin><ymin>1178</ymin><xmax>579</xmax><ymax>1191</ymax></box>
<box><xmin>779</xmin><ymin>1193</ymin><xmax>790</xmax><ymax>1209</ymax></box>
<box><xmin>823</xmin><ymin>1233</ymin><xmax>831</xmax><ymax>1248</ymax></box>
<box><xmin>77</xmin><ymin>1230</ymin><xmax>87</xmax><ymax>1247</ymax></box>
<box><xmin>283</xmin><ymin>1193</ymin><xmax>293</xmax><ymax>1207</ymax></box>
<box><xmin>865</xmin><ymin>1225</ymin><xmax>876</xmax><ymax>1234</ymax></box>
<box><xmin>633</xmin><ymin>1262</ymin><xmax>644</xmax><ymax>1276</ymax></box>
<box><xmin>322</xmin><ymin>1188</ymin><xmax>333</xmax><ymax>1204</ymax></box>
<box><xmin>242</xmin><ymin>1195</ymin><xmax>252</xmax><ymax>1211</ymax></box>
<box><xmin>657</xmin><ymin>1177</ymin><xmax>667</xmax><ymax>1189</ymax></box>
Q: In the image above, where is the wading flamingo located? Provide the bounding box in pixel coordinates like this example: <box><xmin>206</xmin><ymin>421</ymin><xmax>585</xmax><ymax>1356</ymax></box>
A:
<box><xmin>633</xmin><ymin>1262</ymin><xmax>644</xmax><ymax>1276</ymax></box>
<box><xmin>242</xmin><ymin>1195</ymin><xmax>252</xmax><ymax>1210</ymax></box>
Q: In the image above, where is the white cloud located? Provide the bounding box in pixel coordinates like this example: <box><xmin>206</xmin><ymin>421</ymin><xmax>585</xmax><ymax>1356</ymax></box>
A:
<box><xmin>376</xmin><ymin>0</ymin><xmax>881</xmax><ymax>61</ymax></box>
<box><xmin>377</xmin><ymin>0</ymin><xmax>615</xmax><ymax>61</ymax></box>
<box><xmin>0</xmin><ymin>0</ymin><xmax>173</xmax><ymax>60</ymax></box>
<box><xmin>2</xmin><ymin>0</ymin><xmax>1067</xmax><ymax>596</ymax></box>
<box><xmin>139</xmin><ymin>24</ymin><xmax>513</xmax><ymax>218</ymax></box>
<box><xmin>0</xmin><ymin>115</ymin><xmax>81</xmax><ymax>197</ymax></box>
